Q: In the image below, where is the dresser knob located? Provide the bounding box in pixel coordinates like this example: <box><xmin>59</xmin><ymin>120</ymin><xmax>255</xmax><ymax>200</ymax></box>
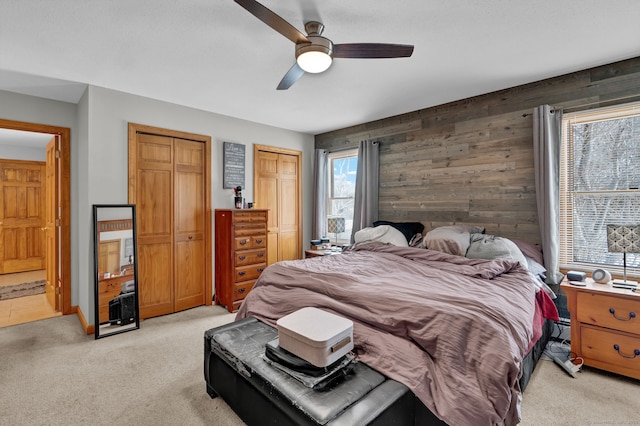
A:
<box><xmin>238</xmin><ymin>288</ymin><xmax>246</xmax><ymax>294</ymax></box>
<box><xmin>613</xmin><ymin>344</ymin><xmax>640</xmax><ymax>359</ymax></box>
<box><xmin>257</xmin><ymin>253</ymin><xmax>264</xmax><ymax>258</ymax></box>
<box><xmin>256</xmin><ymin>239</ymin><xmax>263</xmax><ymax>244</ymax></box>
<box><xmin>238</xmin><ymin>255</ymin><xmax>246</xmax><ymax>261</ymax></box>
<box><xmin>240</xmin><ymin>239</ymin><xmax>248</xmax><ymax>245</ymax></box>
<box><xmin>238</xmin><ymin>271</ymin><xmax>246</xmax><ymax>277</ymax></box>
<box><xmin>257</xmin><ymin>268</ymin><xmax>264</xmax><ymax>273</ymax></box>
<box><xmin>608</xmin><ymin>308</ymin><xmax>636</xmax><ymax>321</ymax></box>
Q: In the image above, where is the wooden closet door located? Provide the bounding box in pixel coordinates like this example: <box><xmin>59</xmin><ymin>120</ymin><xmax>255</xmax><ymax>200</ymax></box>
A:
<box><xmin>173</xmin><ymin>139</ymin><xmax>205</xmax><ymax>311</ymax></box>
<box><xmin>135</xmin><ymin>134</ymin><xmax>174</xmax><ymax>319</ymax></box>
<box><xmin>254</xmin><ymin>147</ymin><xmax>301</xmax><ymax>263</ymax></box>
<box><xmin>278</xmin><ymin>154</ymin><xmax>299</xmax><ymax>261</ymax></box>
<box><xmin>255</xmin><ymin>151</ymin><xmax>279</xmax><ymax>265</ymax></box>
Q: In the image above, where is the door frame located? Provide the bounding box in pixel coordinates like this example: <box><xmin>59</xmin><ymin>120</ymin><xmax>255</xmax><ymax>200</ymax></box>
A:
<box><xmin>253</xmin><ymin>144</ymin><xmax>303</xmax><ymax>260</ymax></box>
<box><xmin>0</xmin><ymin>118</ymin><xmax>72</xmax><ymax>315</ymax></box>
<box><xmin>127</xmin><ymin>122</ymin><xmax>213</xmax><ymax>307</ymax></box>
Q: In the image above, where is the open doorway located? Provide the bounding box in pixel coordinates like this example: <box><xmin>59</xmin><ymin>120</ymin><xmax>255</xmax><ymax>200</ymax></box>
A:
<box><xmin>0</xmin><ymin>119</ymin><xmax>71</xmax><ymax>327</ymax></box>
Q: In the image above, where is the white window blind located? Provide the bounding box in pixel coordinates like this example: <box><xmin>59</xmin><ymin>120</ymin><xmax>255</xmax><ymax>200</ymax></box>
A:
<box><xmin>560</xmin><ymin>102</ymin><xmax>640</xmax><ymax>275</ymax></box>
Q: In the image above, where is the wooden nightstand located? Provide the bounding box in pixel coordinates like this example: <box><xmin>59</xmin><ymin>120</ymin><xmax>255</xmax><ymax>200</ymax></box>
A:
<box><xmin>561</xmin><ymin>279</ymin><xmax>640</xmax><ymax>380</ymax></box>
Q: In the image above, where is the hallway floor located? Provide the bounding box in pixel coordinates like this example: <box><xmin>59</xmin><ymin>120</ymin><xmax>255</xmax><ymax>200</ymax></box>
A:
<box><xmin>0</xmin><ymin>270</ymin><xmax>60</xmax><ymax>328</ymax></box>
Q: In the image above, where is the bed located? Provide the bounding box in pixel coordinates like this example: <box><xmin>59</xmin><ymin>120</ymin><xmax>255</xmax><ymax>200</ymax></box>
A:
<box><xmin>235</xmin><ymin>225</ymin><xmax>559</xmax><ymax>426</ymax></box>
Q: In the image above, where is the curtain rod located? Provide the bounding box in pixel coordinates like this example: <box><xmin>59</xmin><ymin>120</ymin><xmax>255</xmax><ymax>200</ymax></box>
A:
<box><xmin>521</xmin><ymin>93</ymin><xmax>640</xmax><ymax>117</ymax></box>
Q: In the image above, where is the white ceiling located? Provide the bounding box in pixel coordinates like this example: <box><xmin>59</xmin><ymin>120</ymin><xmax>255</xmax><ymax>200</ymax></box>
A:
<box><xmin>1</xmin><ymin>0</ymin><xmax>639</xmax><ymax>138</ymax></box>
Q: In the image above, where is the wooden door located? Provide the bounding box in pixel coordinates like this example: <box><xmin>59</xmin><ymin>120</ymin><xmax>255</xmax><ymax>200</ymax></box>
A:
<box><xmin>0</xmin><ymin>159</ymin><xmax>45</xmax><ymax>274</ymax></box>
<box><xmin>0</xmin><ymin>119</ymin><xmax>72</xmax><ymax>316</ymax></box>
<box><xmin>45</xmin><ymin>137</ymin><xmax>58</xmax><ymax>309</ymax></box>
<box><xmin>129</xmin><ymin>123</ymin><xmax>212</xmax><ymax>320</ymax></box>
<box><xmin>98</xmin><ymin>240</ymin><xmax>121</xmax><ymax>277</ymax></box>
<box><xmin>254</xmin><ymin>146</ymin><xmax>302</xmax><ymax>263</ymax></box>
<box><xmin>278</xmin><ymin>154</ymin><xmax>300</xmax><ymax>261</ymax></box>
<box><xmin>135</xmin><ymin>133</ymin><xmax>174</xmax><ymax>318</ymax></box>
<box><xmin>174</xmin><ymin>139</ymin><xmax>205</xmax><ymax>311</ymax></box>
<box><xmin>255</xmin><ymin>151</ymin><xmax>279</xmax><ymax>265</ymax></box>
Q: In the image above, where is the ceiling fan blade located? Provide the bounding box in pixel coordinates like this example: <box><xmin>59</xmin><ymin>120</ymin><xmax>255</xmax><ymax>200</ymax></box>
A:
<box><xmin>333</xmin><ymin>43</ymin><xmax>414</xmax><ymax>59</ymax></box>
<box><xmin>277</xmin><ymin>63</ymin><xmax>305</xmax><ymax>90</ymax></box>
<box><xmin>234</xmin><ymin>0</ymin><xmax>309</xmax><ymax>44</ymax></box>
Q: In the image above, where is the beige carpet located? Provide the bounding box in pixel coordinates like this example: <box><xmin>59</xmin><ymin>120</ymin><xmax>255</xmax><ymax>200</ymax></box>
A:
<box><xmin>0</xmin><ymin>306</ymin><xmax>638</xmax><ymax>426</ymax></box>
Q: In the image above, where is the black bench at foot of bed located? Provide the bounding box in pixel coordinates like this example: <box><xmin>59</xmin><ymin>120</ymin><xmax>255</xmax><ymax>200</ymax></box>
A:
<box><xmin>203</xmin><ymin>317</ymin><xmax>554</xmax><ymax>426</ymax></box>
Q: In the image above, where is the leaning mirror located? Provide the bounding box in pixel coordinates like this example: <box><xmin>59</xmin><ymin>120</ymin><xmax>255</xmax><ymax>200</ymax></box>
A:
<box><xmin>93</xmin><ymin>204</ymin><xmax>140</xmax><ymax>339</ymax></box>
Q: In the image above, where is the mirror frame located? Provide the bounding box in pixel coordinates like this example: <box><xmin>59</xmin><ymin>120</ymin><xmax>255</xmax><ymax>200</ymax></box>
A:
<box><xmin>93</xmin><ymin>204</ymin><xmax>140</xmax><ymax>339</ymax></box>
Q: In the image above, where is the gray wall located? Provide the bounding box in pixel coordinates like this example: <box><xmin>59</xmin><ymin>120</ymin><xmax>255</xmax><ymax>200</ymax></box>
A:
<box><xmin>1</xmin><ymin>86</ymin><xmax>314</xmax><ymax>326</ymax></box>
<box><xmin>316</xmin><ymin>56</ymin><xmax>640</xmax><ymax>244</ymax></box>
<box><xmin>0</xmin><ymin>145</ymin><xmax>45</xmax><ymax>161</ymax></box>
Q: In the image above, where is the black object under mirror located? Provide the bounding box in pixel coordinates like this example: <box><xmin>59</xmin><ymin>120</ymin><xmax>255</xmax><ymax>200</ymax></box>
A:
<box><xmin>93</xmin><ymin>204</ymin><xmax>140</xmax><ymax>339</ymax></box>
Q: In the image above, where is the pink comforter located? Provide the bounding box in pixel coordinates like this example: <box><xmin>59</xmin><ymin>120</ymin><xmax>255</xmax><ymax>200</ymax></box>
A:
<box><xmin>237</xmin><ymin>243</ymin><xmax>549</xmax><ymax>426</ymax></box>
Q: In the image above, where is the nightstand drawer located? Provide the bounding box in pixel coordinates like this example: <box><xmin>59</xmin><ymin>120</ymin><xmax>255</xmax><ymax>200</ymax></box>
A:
<box><xmin>581</xmin><ymin>325</ymin><xmax>640</xmax><ymax>371</ymax></box>
<box><xmin>577</xmin><ymin>292</ymin><xmax>639</xmax><ymax>334</ymax></box>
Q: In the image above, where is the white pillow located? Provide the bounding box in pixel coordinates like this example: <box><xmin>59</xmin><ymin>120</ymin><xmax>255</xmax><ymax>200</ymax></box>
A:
<box><xmin>466</xmin><ymin>233</ymin><xmax>527</xmax><ymax>267</ymax></box>
<box><xmin>354</xmin><ymin>225</ymin><xmax>409</xmax><ymax>247</ymax></box>
<box><xmin>424</xmin><ymin>225</ymin><xmax>485</xmax><ymax>256</ymax></box>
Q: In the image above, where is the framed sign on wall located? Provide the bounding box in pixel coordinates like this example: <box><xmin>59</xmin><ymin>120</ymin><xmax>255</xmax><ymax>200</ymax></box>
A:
<box><xmin>223</xmin><ymin>142</ymin><xmax>245</xmax><ymax>189</ymax></box>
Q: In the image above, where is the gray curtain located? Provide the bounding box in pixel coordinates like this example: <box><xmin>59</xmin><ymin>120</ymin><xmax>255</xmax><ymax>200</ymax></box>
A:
<box><xmin>350</xmin><ymin>140</ymin><xmax>379</xmax><ymax>242</ymax></box>
<box><xmin>533</xmin><ymin>105</ymin><xmax>565</xmax><ymax>284</ymax></box>
<box><xmin>312</xmin><ymin>148</ymin><xmax>328</xmax><ymax>239</ymax></box>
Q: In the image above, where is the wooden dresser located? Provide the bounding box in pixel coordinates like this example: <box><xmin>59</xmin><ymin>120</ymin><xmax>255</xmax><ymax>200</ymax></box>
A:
<box><xmin>97</xmin><ymin>272</ymin><xmax>135</xmax><ymax>324</ymax></box>
<box><xmin>561</xmin><ymin>279</ymin><xmax>640</xmax><ymax>379</ymax></box>
<box><xmin>214</xmin><ymin>209</ymin><xmax>268</xmax><ymax>313</ymax></box>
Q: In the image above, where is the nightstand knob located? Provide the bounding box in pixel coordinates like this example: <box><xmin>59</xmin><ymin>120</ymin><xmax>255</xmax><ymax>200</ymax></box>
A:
<box><xmin>608</xmin><ymin>308</ymin><xmax>636</xmax><ymax>321</ymax></box>
<box><xmin>613</xmin><ymin>344</ymin><xmax>640</xmax><ymax>359</ymax></box>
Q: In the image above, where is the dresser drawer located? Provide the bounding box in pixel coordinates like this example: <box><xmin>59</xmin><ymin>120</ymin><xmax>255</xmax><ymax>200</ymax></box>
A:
<box><xmin>232</xmin><ymin>280</ymin><xmax>256</xmax><ymax>302</ymax></box>
<box><xmin>234</xmin><ymin>223</ymin><xmax>267</xmax><ymax>237</ymax></box>
<box><xmin>235</xmin><ymin>263</ymin><xmax>266</xmax><ymax>282</ymax></box>
<box><xmin>234</xmin><ymin>211</ymin><xmax>267</xmax><ymax>222</ymax></box>
<box><xmin>577</xmin><ymin>292</ymin><xmax>639</xmax><ymax>334</ymax></box>
<box><xmin>234</xmin><ymin>236</ymin><xmax>267</xmax><ymax>250</ymax></box>
<box><xmin>235</xmin><ymin>249</ymin><xmax>267</xmax><ymax>266</ymax></box>
<box><xmin>581</xmin><ymin>325</ymin><xmax>640</xmax><ymax>371</ymax></box>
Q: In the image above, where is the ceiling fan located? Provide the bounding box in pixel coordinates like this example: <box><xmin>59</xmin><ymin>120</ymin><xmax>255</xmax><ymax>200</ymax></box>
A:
<box><xmin>234</xmin><ymin>0</ymin><xmax>415</xmax><ymax>90</ymax></box>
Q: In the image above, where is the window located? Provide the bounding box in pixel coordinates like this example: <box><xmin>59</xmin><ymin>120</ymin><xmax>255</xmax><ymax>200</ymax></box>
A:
<box><xmin>560</xmin><ymin>102</ymin><xmax>640</xmax><ymax>275</ymax></box>
<box><xmin>326</xmin><ymin>149</ymin><xmax>358</xmax><ymax>244</ymax></box>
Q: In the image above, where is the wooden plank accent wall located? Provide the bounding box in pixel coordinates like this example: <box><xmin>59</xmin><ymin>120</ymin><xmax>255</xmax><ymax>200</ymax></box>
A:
<box><xmin>316</xmin><ymin>57</ymin><xmax>640</xmax><ymax>244</ymax></box>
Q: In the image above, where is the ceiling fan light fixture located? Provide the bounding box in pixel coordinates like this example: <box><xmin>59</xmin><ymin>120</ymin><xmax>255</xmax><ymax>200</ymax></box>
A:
<box><xmin>297</xmin><ymin>50</ymin><xmax>332</xmax><ymax>73</ymax></box>
<box><xmin>295</xmin><ymin>36</ymin><xmax>333</xmax><ymax>74</ymax></box>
